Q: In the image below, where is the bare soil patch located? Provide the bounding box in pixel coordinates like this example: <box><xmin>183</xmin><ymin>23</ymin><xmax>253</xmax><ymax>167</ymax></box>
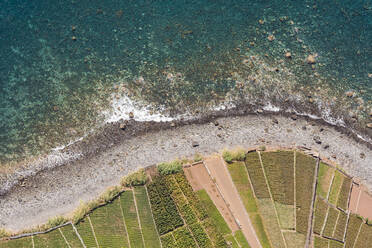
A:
<box><xmin>348</xmin><ymin>183</ymin><xmax>361</xmax><ymax>213</ymax></box>
<box><xmin>356</xmin><ymin>187</ymin><xmax>372</xmax><ymax>220</ymax></box>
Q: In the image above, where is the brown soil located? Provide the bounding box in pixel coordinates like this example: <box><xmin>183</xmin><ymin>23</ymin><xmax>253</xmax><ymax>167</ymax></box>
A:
<box><xmin>183</xmin><ymin>162</ymin><xmax>239</xmax><ymax>232</ymax></box>
<box><xmin>204</xmin><ymin>156</ymin><xmax>262</xmax><ymax>248</ymax></box>
<box><xmin>349</xmin><ymin>183</ymin><xmax>361</xmax><ymax>213</ymax></box>
<box><xmin>356</xmin><ymin>186</ymin><xmax>372</xmax><ymax>220</ymax></box>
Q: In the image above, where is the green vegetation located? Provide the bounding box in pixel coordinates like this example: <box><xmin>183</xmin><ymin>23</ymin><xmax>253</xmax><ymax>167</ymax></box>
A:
<box><xmin>189</xmin><ymin>223</ymin><xmax>213</xmax><ymax>248</ymax></box>
<box><xmin>173</xmin><ymin>226</ymin><xmax>197</xmax><ymax>248</ymax></box>
<box><xmin>354</xmin><ymin>223</ymin><xmax>372</xmax><ymax>248</ymax></box>
<box><xmin>147</xmin><ymin>177</ymin><xmax>184</xmax><ymax>234</ymax></box>
<box><xmin>222</xmin><ymin>148</ymin><xmax>246</xmax><ymax>163</ymax></box>
<box><xmin>336</xmin><ymin>177</ymin><xmax>352</xmax><ymax>210</ymax></box>
<box><xmin>197</xmin><ymin>189</ymin><xmax>231</xmax><ymax>235</ymax></box>
<box><xmin>202</xmin><ymin>218</ymin><xmax>228</xmax><ymax>248</ymax></box>
<box><xmin>295</xmin><ymin>152</ymin><xmax>316</xmax><ymax>234</ymax></box>
<box><xmin>75</xmin><ymin>219</ymin><xmax>97</xmax><ymax>248</ymax></box>
<box><xmin>257</xmin><ymin>198</ymin><xmax>286</xmax><ymax>248</ymax></box>
<box><xmin>90</xmin><ymin>198</ymin><xmax>129</xmax><ymax>248</ymax></box>
<box><xmin>314</xmin><ymin>236</ymin><xmax>329</xmax><ymax>248</ymax></box>
<box><xmin>0</xmin><ymin>237</ymin><xmax>32</xmax><ymax>248</ymax></box>
<box><xmin>121</xmin><ymin>169</ymin><xmax>147</xmax><ymax>187</ymax></box>
<box><xmin>274</xmin><ymin>202</ymin><xmax>295</xmax><ymax>230</ymax></box>
<box><xmin>157</xmin><ymin>160</ymin><xmax>183</xmax><ymax>175</ymax></box>
<box><xmin>120</xmin><ymin>191</ymin><xmax>144</xmax><ymax>248</ymax></box>
<box><xmin>225</xmin><ymin>234</ymin><xmax>240</xmax><ymax>248</ymax></box>
<box><xmin>283</xmin><ymin>232</ymin><xmax>306</xmax><ymax>248</ymax></box>
<box><xmin>328</xmin><ymin>171</ymin><xmax>344</xmax><ymax>205</ymax></box>
<box><xmin>329</xmin><ymin>240</ymin><xmax>344</xmax><ymax>248</ymax></box>
<box><xmin>245</xmin><ymin>152</ymin><xmax>270</xmax><ymax>198</ymax></box>
<box><xmin>33</xmin><ymin>229</ymin><xmax>67</xmax><ymax>247</ymax></box>
<box><xmin>261</xmin><ymin>151</ymin><xmax>294</xmax><ymax>205</ymax></box>
<box><xmin>316</xmin><ymin>162</ymin><xmax>334</xmax><ymax>199</ymax></box>
<box><xmin>234</xmin><ymin>230</ymin><xmax>251</xmax><ymax>248</ymax></box>
<box><xmin>160</xmin><ymin>233</ymin><xmax>177</xmax><ymax>248</ymax></box>
<box><xmin>345</xmin><ymin>214</ymin><xmax>363</xmax><ymax>248</ymax></box>
<box><xmin>333</xmin><ymin>211</ymin><xmax>347</xmax><ymax>241</ymax></box>
<box><xmin>44</xmin><ymin>216</ymin><xmax>67</xmax><ymax>230</ymax></box>
<box><xmin>322</xmin><ymin>207</ymin><xmax>339</xmax><ymax>238</ymax></box>
<box><xmin>313</xmin><ymin>197</ymin><xmax>328</xmax><ymax>235</ymax></box>
<box><xmin>60</xmin><ymin>224</ymin><xmax>84</xmax><ymax>248</ymax></box>
<box><xmin>133</xmin><ymin>186</ymin><xmax>161</xmax><ymax>248</ymax></box>
<box><xmin>227</xmin><ymin>161</ymin><xmax>271</xmax><ymax>248</ymax></box>
<box><xmin>193</xmin><ymin>153</ymin><xmax>203</xmax><ymax>162</ymax></box>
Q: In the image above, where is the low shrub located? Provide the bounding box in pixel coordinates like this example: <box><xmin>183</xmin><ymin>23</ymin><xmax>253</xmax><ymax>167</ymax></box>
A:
<box><xmin>0</xmin><ymin>228</ymin><xmax>10</xmax><ymax>238</ymax></box>
<box><xmin>193</xmin><ymin>153</ymin><xmax>203</xmax><ymax>162</ymax></box>
<box><xmin>222</xmin><ymin>148</ymin><xmax>246</xmax><ymax>163</ymax></box>
<box><xmin>121</xmin><ymin>169</ymin><xmax>147</xmax><ymax>187</ymax></box>
<box><xmin>158</xmin><ymin>160</ymin><xmax>183</xmax><ymax>175</ymax></box>
<box><xmin>98</xmin><ymin>186</ymin><xmax>122</xmax><ymax>204</ymax></box>
<box><xmin>45</xmin><ymin>216</ymin><xmax>68</xmax><ymax>229</ymax></box>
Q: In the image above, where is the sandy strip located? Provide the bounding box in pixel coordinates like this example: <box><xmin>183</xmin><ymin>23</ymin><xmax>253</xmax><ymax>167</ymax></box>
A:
<box><xmin>0</xmin><ymin>114</ymin><xmax>371</xmax><ymax>232</ymax></box>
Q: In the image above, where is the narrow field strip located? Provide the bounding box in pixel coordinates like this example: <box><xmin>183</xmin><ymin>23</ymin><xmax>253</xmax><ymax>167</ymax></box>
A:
<box><xmin>59</xmin><ymin>228</ymin><xmax>71</xmax><ymax>248</ymax></box>
<box><xmin>328</xmin><ymin>171</ymin><xmax>344</xmax><ymax>206</ymax></box>
<box><xmin>344</xmin><ymin>214</ymin><xmax>363</xmax><ymax>248</ymax></box>
<box><xmin>336</xmin><ymin>177</ymin><xmax>352</xmax><ymax>211</ymax></box>
<box><xmin>333</xmin><ymin>211</ymin><xmax>347</xmax><ymax>242</ymax></box>
<box><xmin>354</xmin><ymin>223</ymin><xmax>372</xmax><ymax>247</ymax></box>
<box><xmin>120</xmin><ymin>191</ymin><xmax>145</xmax><ymax>248</ymax></box>
<box><xmin>282</xmin><ymin>232</ymin><xmax>305</xmax><ymax>248</ymax></box>
<box><xmin>134</xmin><ymin>186</ymin><xmax>162</xmax><ymax>248</ymax></box>
<box><xmin>33</xmin><ymin>229</ymin><xmax>68</xmax><ymax>247</ymax></box>
<box><xmin>0</xmin><ymin>236</ymin><xmax>33</xmax><ymax>248</ymax></box>
<box><xmin>322</xmin><ymin>207</ymin><xmax>339</xmax><ymax>238</ymax></box>
<box><xmin>313</xmin><ymin>197</ymin><xmax>328</xmax><ymax>235</ymax></box>
<box><xmin>316</xmin><ymin>162</ymin><xmax>335</xmax><ymax>200</ymax></box>
<box><xmin>234</xmin><ymin>230</ymin><xmax>251</xmax><ymax>248</ymax></box>
<box><xmin>313</xmin><ymin>235</ymin><xmax>329</xmax><ymax>248</ymax></box>
<box><xmin>89</xmin><ymin>198</ymin><xmax>128</xmax><ymax>248</ymax></box>
<box><xmin>245</xmin><ymin>152</ymin><xmax>270</xmax><ymax>199</ymax></box>
<box><xmin>60</xmin><ymin>224</ymin><xmax>84</xmax><ymax>248</ymax></box>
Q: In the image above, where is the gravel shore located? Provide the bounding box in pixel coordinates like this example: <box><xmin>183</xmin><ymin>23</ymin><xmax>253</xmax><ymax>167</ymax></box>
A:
<box><xmin>0</xmin><ymin>113</ymin><xmax>371</xmax><ymax>232</ymax></box>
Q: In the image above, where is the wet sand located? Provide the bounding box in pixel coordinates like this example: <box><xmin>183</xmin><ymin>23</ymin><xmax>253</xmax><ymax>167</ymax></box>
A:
<box><xmin>0</xmin><ymin>113</ymin><xmax>371</xmax><ymax>232</ymax></box>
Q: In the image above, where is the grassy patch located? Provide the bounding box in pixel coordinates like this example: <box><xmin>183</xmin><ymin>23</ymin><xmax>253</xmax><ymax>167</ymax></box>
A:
<box><xmin>160</xmin><ymin>233</ymin><xmax>177</xmax><ymax>248</ymax></box>
<box><xmin>261</xmin><ymin>151</ymin><xmax>294</xmax><ymax>205</ymax></box>
<box><xmin>157</xmin><ymin>160</ymin><xmax>183</xmax><ymax>175</ymax></box>
<box><xmin>222</xmin><ymin>148</ymin><xmax>246</xmax><ymax>163</ymax></box>
<box><xmin>345</xmin><ymin>214</ymin><xmax>363</xmax><ymax>248</ymax></box>
<box><xmin>316</xmin><ymin>162</ymin><xmax>334</xmax><ymax>199</ymax></box>
<box><xmin>245</xmin><ymin>152</ymin><xmax>270</xmax><ymax>199</ymax></box>
<box><xmin>329</xmin><ymin>240</ymin><xmax>344</xmax><ymax>248</ymax></box>
<box><xmin>90</xmin><ymin>197</ymin><xmax>129</xmax><ymax>248</ymax></box>
<box><xmin>225</xmin><ymin>234</ymin><xmax>240</xmax><ymax>248</ymax></box>
<box><xmin>274</xmin><ymin>202</ymin><xmax>295</xmax><ymax>230</ymax></box>
<box><xmin>134</xmin><ymin>186</ymin><xmax>161</xmax><ymax>248</ymax></box>
<box><xmin>322</xmin><ymin>207</ymin><xmax>339</xmax><ymax>238</ymax></box>
<box><xmin>336</xmin><ymin>177</ymin><xmax>352</xmax><ymax>210</ymax></box>
<box><xmin>33</xmin><ymin>229</ymin><xmax>67</xmax><ymax>247</ymax></box>
<box><xmin>121</xmin><ymin>169</ymin><xmax>147</xmax><ymax>187</ymax></box>
<box><xmin>60</xmin><ymin>224</ymin><xmax>84</xmax><ymax>248</ymax></box>
<box><xmin>0</xmin><ymin>237</ymin><xmax>32</xmax><ymax>248</ymax></box>
<box><xmin>282</xmin><ymin>232</ymin><xmax>306</xmax><ymax>248</ymax></box>
<box><xmin>75</xmin><ymin>219</ymin><xmax>97</xmax><ymax>248</ymax></box>
<box><xmin>257</xmin><ymin>198</ymin><xmax>286</xmax><ymax>248</ymax></box>
<box><xmin>234</xmin><ymin>230</ymin><xmax>251</xmax><ymax>248</ymax></box>
<box><xmin>314</xmin><ymin>236</ymin><xmax>329</xmax><ymax>248</ymax></box>
<box><xmin>173</xmin><ymin>226</ymin><xmax>197</xmax><ymax>248</ymax></box>
<box><xmin>313</xmin><ymin>197</ymin><xmax>329</xmax><ymax>235</ymax></box>
<box><xmin>295</xmin><ymin>152</ymin><xmax>316</xmax><ymax>234</ymax></box>
<box><xmin>328</xmin><ymin>171</ymin><xmax>344</xmax><ymax>205</ymax></box>
<box><xmin>197</xmin><ymin>189</ymin><xmax>231</xmax><ymax>235</ymax></box>
<box><xmin>202</xmin><ymin>218</ymin><xmax>228</xmax><ymax>248</ymax></box>
<box><xmin>333</xmin><ymin>211</ymin><xmax>347</xmax><ymax>241</ymax></box>
<box><xmin>120</xmin><ymin>191</ymin><xmax>145</xmax><ymax>248</ymax></box>
<box><xmin>189</xmin><ymin>222</ymin><xmax>213</xmax><ymax>248</ymax></box>
<box><xmin>354</xmin><ymin>223</ymin><xmax>372</xmax><ymax>248</ymax></box>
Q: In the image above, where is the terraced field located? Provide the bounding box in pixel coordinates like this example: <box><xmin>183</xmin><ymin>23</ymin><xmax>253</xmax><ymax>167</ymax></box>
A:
<box><xmin>1</xmin><ymin>149</ymin><xmax>371</xmax><ymax>248</ymax></box>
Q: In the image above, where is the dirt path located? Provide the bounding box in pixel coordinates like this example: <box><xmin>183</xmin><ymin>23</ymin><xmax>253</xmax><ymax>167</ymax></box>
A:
<box><xmin>1</xmin><ymin>114</ymin><xmax>372</xmax><ymax>232</ymax></box>
<box><xmin>204</xmin><ymin>156</ymin><xmax>262</xmax><ymax>248</ymax></box>
<box><xmin>183</xmin><ymin>163</ymin><xmax>239</xmax><ymax>232</ymax></box>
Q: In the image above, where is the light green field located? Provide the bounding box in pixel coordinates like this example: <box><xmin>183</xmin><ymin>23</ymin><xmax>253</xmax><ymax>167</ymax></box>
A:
<box><xmin>328</xmin><ymin>170</ymin><xmax>344</xmax><ymax>205</ymax></box>
<box><xmin>76</xmin><ymin>218</ymin><xmax>97</xmax><ymax>248</ymax></box>
<box><xmin>33</xmin><ymin>229</ymin><xmax>67</xmax><ymax>248</ymax></box>
<box><xmin>225</xmin><ymin>234</ymin><xmax>240</xmax><ymax>248</ymax></box>
<box><xmin>0</xmin><ymin>237</ymin><xmax>32</xmax><ymax>248</ymax></box>
<box><xmin>274</xmin><ymin>202</ymin><xmax>295</xmax><ymax>230</ymax></box>
<box><xmin>60</xmin><ymin>224</ymin><xmax>83</xmax><ymax>248</ymax></box>
<box><xmin>316</xmin><ymin>162</ymin><xmax>334</xmax><ymax>199</ymax></box>
<box><xmin>234</xmin><ymin>230</ymin><xmax>251</xmax><ymax>248</ymax></box>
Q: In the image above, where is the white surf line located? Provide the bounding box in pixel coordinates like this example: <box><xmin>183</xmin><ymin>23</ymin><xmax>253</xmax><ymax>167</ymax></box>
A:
<box><xmin>144</xmin><ymin>185</ymin><xmax>163</xmax><ymax>248</ymax></box>
<box><xmin>59</xmin><ymin>228</ymin><xmax>71</xmax><ymax>248</ymax></box>
<box><xmin>72</xmin><ymin>223</ymin><xmax>87</xmax><ymax>248</ymax></box>
<box><xmin>87</xmin><ymin>216</ymin><xmax>100</xmax><ymax>248</ymax></box>
<box><xmin>132</xmin><ymin>189</ymin><xmax>146</xmax><ymax>248</ymax></box>
<box><xmin>118</xmin><ymin>195</ymin><xmax>132</xmax><ymax>248</ymax></box>
<box><xmin>257</xmin><ymin>151</ymin><xmax>287</xmax><ymax>248</ymax></box>
<box><xmin>293</xmin><ymin>151</ymin><xmax>297</xmax><ymax>232</ymax></box>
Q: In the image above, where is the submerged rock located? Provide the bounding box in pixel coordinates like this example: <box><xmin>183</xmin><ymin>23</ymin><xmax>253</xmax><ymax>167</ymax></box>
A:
<box><xmin>285</xmin><ymin>52</ymin><xmax>292</xmax><ymax>58</ymax></box>
<box><xmin>345</xmin><ymin>91</ymin><xmax>356</xmax><ymax>98</ymax></box>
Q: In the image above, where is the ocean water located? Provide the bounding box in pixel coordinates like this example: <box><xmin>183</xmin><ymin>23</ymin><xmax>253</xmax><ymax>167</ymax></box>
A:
<box><xmin>0</xmin><ymin>0</ymin><xmax>371</xmax><ymax>165</ymax></box>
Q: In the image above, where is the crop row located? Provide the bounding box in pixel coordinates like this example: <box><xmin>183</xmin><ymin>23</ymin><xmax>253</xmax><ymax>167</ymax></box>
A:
<box><xmin>173</xmin><ymin>172</ymin><xmax>208</xmax><ymax>221</ymax></box>
<box><xmin>33</xmin><ymin>229</ymin><xmax>67</xmax><ymax>247</ymax></box>
<box><xmin>328</xmin><ymin>171</ymin><xmax>344</xmax><ymax>205</ymax></box>
<box><xmin>147</xmin><ymin>178</ymin><xmax>184</xmax><ymax>235</ymax></box>
<box><xmin>314</xmin><ymin>236</ymin><xmax>329</xmax><ymax>248</ymax></box>
<box><xmin>336</xmin><ymin>176</ymin><xmax>352</xmax><ymax>210</ymax></box>
<box><xmin>344</xmin><ymin>214</ymin><xmax>363</xmax><ymax>248</ymax></box>
<box><xmin>295</xmin><ymin>152</ymin><xmax>316</xmax><ymax>234</ymax></box>
<box><xmin>261</xmin><ymin>151</ymin><xmax>294</xmax><ymax>205</ymax></box>
<box><xmin>322</xmin><ymin>207</ymin><xmax>339</xmax><ymax>238</ymax></box>
<box><xmin>189</xmin><ymin>222</ymin><xmax>213</xmax><ymax>248</ymax></box>
<box><xmin>245</xmin><ymin>152</ymin><xmax>270</xmax><ymax>198</ymax></box>
<box><xmin>173</xmin><ymin>226</ymin><xmax>198</xmax><ymax>248</ymax></box>
<box><xmin>333</xmin><ymin>211</ymin><xmax>347</xmax><ymax>241</ymax></box>
<box><xmin>60</xmin><ymin>224</ymin><xmax>84</xmax><ymax>248</ymax></box>
<box><xmin>313</xmin><ymin>197</ymin><xmax>328</xmax><ymax>235</ymax></box>
<box><xmin>354</xmin><ymin>223</ymin><xmax>372</xmax><ymax>247</ymax></box>
<box><xmin>202</xmin><ymin>218</ymin><xmax>228</xmax><ymax>248</ymax></box>
<box><xmin>160</xmin><ymin>233</ymin><xmax>177</xmax><ymax>248</ymax></box>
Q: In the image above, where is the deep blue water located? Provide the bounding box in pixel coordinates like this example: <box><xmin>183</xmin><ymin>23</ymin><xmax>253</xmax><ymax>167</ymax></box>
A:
<box><xmin>0</xmin><ymin>0</ymin><xmax>371</xmax><ymax>164</ymax></box>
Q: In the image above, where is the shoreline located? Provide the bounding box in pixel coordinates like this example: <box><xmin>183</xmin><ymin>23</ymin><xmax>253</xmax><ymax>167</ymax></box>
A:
<box><xmin>0</xmin><ymin>112</ymin><xmax>371</xmax><ymax>232</ymax></box>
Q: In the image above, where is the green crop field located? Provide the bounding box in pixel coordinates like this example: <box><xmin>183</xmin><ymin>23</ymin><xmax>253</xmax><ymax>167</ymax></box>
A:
<box><xmin>336</xmin><ymin>177</ymin><xmax>352</xmax><ymax>211</ymax></box>
<box><xmin>295</xmin><ymin>152</ymin><xmax>316</xmax><ymax>234</ymax></box>
<box><xmin>76</xmin><ymin>218</ymin><xmax>98</xmax><ymax>248</ymax></box>
<box><xmin>133</xmin><ymin>186</ymin><xmax>161</xmax><ymax>248</ymax></box>
<box><xmin>333</xmin><ymin>211</ymin><xmax>347</xmax><ymax>241</ymax></box>
<box><xmin>354</xmin><ymin>223</ymin><xmax>372</xmax><ymax>248</ymax></box>
<box><xmin>160</xmin><ymin>233</ymin><xmax>177</xmax><ymax>248</ymax></box>
<box><xmin>33</xmin><ymin>229</ymin><xmax>67</xmax><ymax>247</ymax></box>
<box><xmin>60</xmin><ymin>224</ymin><xmax>83</xmax><ymax>248</ymax></box>
<box><xmin>316</xmin><ymin>162</ymin><xmax>334</xmax><ymax>199</ymax></box>
<box><xmin>344</xmin><ymin>214</ymin><xmax>363</xmax><ymax>248</ymax></box>
<box><xmin>322</xmin><ymin>207</ymin><xmax>339</xmax><ymax>238</ymax></box>
<box><xmin>120</xmin><ymin>191</ymin><xmax>145</xmax><ymax>248</ymax></box>
<box><xmin>225</xmin><ymin>234</ymin><xmax>240</xmax><ymax>248</ymax></box>
<box><xmin>173</xmin><ymin>226</ymin><xmax>197</xmax><ymax>248</ymax></box>
<box><xmin>313</xmin><ymin>197</ymin><xmax>328</xmax><ymax>235</ymax></box>
<box><xmin>0</xmin><ymin>237</ymin><xmax>32</xmax><ymax>248</ymax></box>
<box><xmin>234</xmin><ymin>230</ymin><xmax>251</xmax><ymax>248</ymax></box>
<box><xmin>245</xmin><ymin>152</ymin><xmax>271</xmax><ymax>199</ymax></box>
<box><xmin>328</xmin><ymin>171</ymin><xmax>344</xmax><ymax>205</ymax></box>
<box><xmin>314</xmin><ymin>236</ymin><xmax>329</xmax><ymax>248</ymax></box>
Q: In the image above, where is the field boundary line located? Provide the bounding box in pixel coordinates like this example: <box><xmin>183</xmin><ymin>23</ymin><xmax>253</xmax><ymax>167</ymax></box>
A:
<box><xmin>31</xmin><ymin>235</ymin><xmax>35</xmax><ymax>248</ymax></box>
<box><xmin>346</xmin><ymin>178</ymin><xmax>353</xmax><ymax>211</ymax></box>
<box><xmin>72</xmin><ymin>223</ymin><xmax>86</xmax><ymax>248</ymax></box>
<box><xmin>326</xmin><ymin>173</ymin><xmax>335</xmax><ymax>201</ymax></box>
<box><xmin>87</xmin><ymin>216</ymin><xmax>100</xmax><ymax>248</ymax></box>
<box><xmin>320</xmin><ymin>207</ymin><xmax>330</xmax><ymax>236</ymax></box>
<box><xmin>118</xmin><ymin>194</ymin><xmax>132</xmax><ymax>248</ymax></box>
<box><xmin>132</xmin><ymin>189</ymin><xmax>146</xmax><ymax>248</ymax></box>
<box><xmin>59</xmin><ymin>227</ymin><xmax>71</xmax><ymax>248</ymax></box>
<box><xmin>293</xmin><ymin>151</ymin><xmax>297</xmax><ymax>231</ymax></box>
<box><xmin>342</xmin><ymin>212</ymin><xmax>350</xmax><ymax>242</ymax></box>
<box><xmin>305</xmin><ymin>157</ymin><xmax>319</xmax><ymax>248</ymax></box>
<box><xmin>4</xmin><ymin>222</ymin><xmax>71</xmax><ymax>240</ymax></box>
<box><xmin>257</xmin><ymin>151</ymin><xmax>287</xmax><ymax>248</ymax></box>
<box><xmin>331</xmin><ymin>211</ymin><xmax>340</xmax><ymax>238</ymax></box>
<box><xmin>144</xmin><ymin>185</ymin><xmax>163</xmax><ymax>248</ymax></box>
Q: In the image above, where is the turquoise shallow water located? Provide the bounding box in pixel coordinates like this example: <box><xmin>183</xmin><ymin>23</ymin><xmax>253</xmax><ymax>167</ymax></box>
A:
<box><xmin>0</xmin><ymin>0</ymin><xmax>371</xmax><ymax>164</ymax></box>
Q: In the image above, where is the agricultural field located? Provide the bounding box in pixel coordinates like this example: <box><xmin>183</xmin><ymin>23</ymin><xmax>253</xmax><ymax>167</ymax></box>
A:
<box><xmin>316</xmin><ymin>162</ymin><xmax>334</xmax><ymax>200</ymax></box>
<box><xmin>313</xmin><ymin>197</ymin><xmax>328</xmax><ymax>235</ymax></box>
